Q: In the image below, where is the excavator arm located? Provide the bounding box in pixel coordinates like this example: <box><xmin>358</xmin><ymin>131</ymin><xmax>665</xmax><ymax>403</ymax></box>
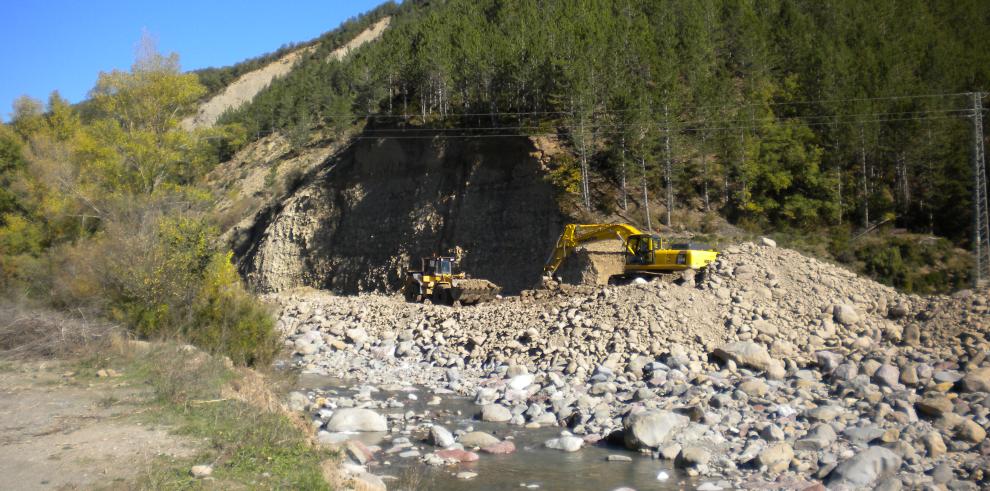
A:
<box><xmin>543</xmin><ymin>223</ymin><xmax>648</xmax><ymax>276</ymax></box>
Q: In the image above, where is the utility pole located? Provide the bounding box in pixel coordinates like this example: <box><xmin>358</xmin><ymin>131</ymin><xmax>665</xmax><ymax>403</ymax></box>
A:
<box><xmin>663</xmin><ymin>104</ymin><xmax>673</xmax><ymax>227</ymax></box>
<box><xmin>971</xmin><ymin>92</ymin><xmax>990</xmax><ymax>287</ymax></box>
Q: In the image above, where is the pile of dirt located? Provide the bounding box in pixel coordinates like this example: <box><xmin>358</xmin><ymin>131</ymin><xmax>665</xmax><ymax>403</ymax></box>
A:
<box><xmin>554</xmin><ymin>240</ymin><xmax>626</xmax><ymax>286</ymax></box>
<box><xmin>273</xmin><ymin>240</ymin><xmax>989</xmax><ymax>378</ymax></box>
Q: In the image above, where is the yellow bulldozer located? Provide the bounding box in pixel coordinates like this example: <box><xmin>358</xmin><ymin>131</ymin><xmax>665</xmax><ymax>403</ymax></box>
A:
<box><xmin>404</xmin><ymin>254</ymin><xmax>501</xmax><ymax>305</ymax></box>
<box><xmin>543</xmin><ymin>223</ymin><xmax>719</xmax><ymax>282</ymax></box>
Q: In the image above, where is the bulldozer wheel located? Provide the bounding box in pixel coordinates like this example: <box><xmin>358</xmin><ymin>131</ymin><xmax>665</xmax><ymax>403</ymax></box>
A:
<box><xmin>433</xmin><ymin>288</ymin><xmax>452</xmax><ymax>305</ymax></box>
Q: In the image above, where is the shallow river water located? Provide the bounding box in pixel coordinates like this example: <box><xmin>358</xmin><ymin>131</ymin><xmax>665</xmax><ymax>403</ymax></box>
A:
<box><xmin>298</xmin><ymin>374</ymin><xmax>696</xmax><ymax>491</ymax></box>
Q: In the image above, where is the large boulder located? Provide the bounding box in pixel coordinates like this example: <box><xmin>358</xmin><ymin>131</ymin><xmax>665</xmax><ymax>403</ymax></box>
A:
<box><xmin>325</xmin><ymin>408</ymin><xmax>387</xmax><ymax>432</ymax></box>
<box><xmin>623</xmin><ymin>410</ymin><xmax>689</xmax><ymax>450</ymax></box>
<box><xmin>833</xmin><ymin>304</ymin><xmax>860</xmax><ymax>326</ymax></box>
<box><xmin>480</xmin><ymin>404</ymin><xmax>512</xmax><ymax>422</ymax></box>
<box><xmin>459</xmin><ymin>431</ymin><xmax>500</xmax><ymax>448</ymax></box>
<box><xmin>826</xmin><ymin>446</ymin><xmax>902</xmax><ymax>489</ymax></box>
<box><xmin>712</xmin><ymin>342</ymin><xmax>778</xmax><ymax>372</ymax></box>
<box><xmin>960</xmin><ymin>367</ymin><xmax>990</xmax><ymax>393</ymax></box>
<box><xmin>429</xmin><ymin>425</ymin><xmax>455</xmax><ymax>448</ymax></box>
<box><xmin>758</xmin><ymin>442</ymin><xmax>794</xmax><ymax>473</ymax></box>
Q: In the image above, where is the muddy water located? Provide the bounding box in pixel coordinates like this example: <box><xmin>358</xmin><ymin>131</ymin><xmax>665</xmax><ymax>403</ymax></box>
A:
<box><xmin>298</xmin><ymin>374</ymin><xmax>691</xmax><ymax>491</ymax></box>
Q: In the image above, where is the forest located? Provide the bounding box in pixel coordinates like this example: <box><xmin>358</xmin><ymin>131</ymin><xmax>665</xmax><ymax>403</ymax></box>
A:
<box><xmin>220</xmin><ymin>0</ymin><xmax>990</xmax><ymax>248</ymax></box>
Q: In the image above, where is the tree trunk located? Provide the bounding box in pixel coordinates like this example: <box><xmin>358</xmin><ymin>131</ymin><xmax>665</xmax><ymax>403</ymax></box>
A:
<box><xmin>621</xmin><ymin>137</ymin><xmax>628</xmax><ymax>211</ymax></box>
<box><xmin>579</xmin><ymin>116</ymin><xmax>590</xmax><ymax>210</ymax></box>
<box><xmin>664</xmin><ymin>104</ymin><xmax>673</xmax><ymax>226</ymax></box>
<box><xmin>860</xmin><ymin>125</ymin><xmax>869</xmax><ymax>229</ymax></box>
<box><xmin>641</xmin><ymin>156</ymin><xmax>652</xmax><ymax>230</ymax></box>
<box><xmin>701</xmin><ymin>133</ymin><xmax>710</xmax><ymax>212</ymax></box>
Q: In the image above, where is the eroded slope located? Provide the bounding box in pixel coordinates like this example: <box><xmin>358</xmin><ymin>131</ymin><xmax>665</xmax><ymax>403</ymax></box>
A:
<box><xmin>239</xmin><ymin>131</ymin><xmax>565</xmax><ymax>295</ymax></box>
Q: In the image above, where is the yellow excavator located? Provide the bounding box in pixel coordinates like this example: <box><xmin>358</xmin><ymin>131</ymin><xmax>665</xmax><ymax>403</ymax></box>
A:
<box><xmin>543</xmin><ymin>223</ymin><xmax>719</xmax><ymax>281</ymax></box>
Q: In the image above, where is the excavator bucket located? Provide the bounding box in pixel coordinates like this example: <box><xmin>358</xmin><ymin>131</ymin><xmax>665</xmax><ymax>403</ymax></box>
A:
<box><xmin>449</xmin><ymin>278</ymin><xmax>501</xmax><ymax>305</ymax></box>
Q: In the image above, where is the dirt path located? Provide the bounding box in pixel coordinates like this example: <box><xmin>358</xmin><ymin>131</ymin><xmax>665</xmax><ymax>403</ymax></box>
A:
<box><xmin>0</xmin><ymin>361</ymin><xmax>196</xmax><ymax>490</ymax></box>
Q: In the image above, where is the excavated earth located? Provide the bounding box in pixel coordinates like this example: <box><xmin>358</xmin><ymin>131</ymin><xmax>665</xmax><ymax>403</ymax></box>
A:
<box><xmin>273</xmin><ymin>241</ymin><xmax>990</xmax><ymax>490</ymax></box>
<box><xmin>239</xmin><ymin>130</ymin><xmax>566</xmax><ymax>295</ymax></box>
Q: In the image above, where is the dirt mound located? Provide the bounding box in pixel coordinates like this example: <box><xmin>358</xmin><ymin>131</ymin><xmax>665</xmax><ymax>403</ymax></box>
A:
<box><xmin>554</xmin><ymin>240</ymin><xmax>626</xmax><ymax>286</ymax></box>
<box><xmin>273</xmin><ymin>241</ymin><xmax>987</xmax><ymax>374</ymax></box>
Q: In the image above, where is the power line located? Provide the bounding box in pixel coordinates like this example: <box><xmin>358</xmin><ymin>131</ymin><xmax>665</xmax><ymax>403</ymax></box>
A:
<box><xmin>348</xmin><ymin>108</ymin><xmax>973</xmax><ymax>136</ymax></box>
<box><xmin>313</xmin><ymin>91</ymin><xmax>975</xmax><ymax>120</ymax></box>
<box><xmin>349</xmin><ymin>114</ymin><xmax>972</xmax><ymax>140</ymax></box>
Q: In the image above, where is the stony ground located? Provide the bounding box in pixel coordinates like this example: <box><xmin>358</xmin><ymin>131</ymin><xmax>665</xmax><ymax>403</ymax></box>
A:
<box><xmin>0</xmin><ymin>361</ymin><xmax>197</xmax><ymax>490</ymax></box>
<box><xmin>275</xmin><ymin>240</ymin><xmax>990</xmax><ymax>490</ymax></box>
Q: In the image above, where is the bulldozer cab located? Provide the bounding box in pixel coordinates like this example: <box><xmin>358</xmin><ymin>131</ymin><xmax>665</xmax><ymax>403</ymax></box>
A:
<box><xmin>424</xmin><ymin>256</ymin><xmax>454</xmax><ymax>277</ymax></box>
<box><xmin>626</xmin><ymin>234</ymin><xmax>662</xmax><ymax>265</ymax></box>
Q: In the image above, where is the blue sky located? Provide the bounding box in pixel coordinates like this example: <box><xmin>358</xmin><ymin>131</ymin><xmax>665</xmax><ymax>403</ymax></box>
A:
<box><xmin>0</xmin><ymin>0</ymin><xmax>386</xmax><ymax>121</ymax></box>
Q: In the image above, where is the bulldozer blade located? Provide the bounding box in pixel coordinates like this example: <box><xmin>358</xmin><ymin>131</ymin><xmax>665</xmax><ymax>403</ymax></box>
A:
<box><xmin>450</xmin><ymin>278</ymin><xmax>501</xmax><ymax>305</ymax></box>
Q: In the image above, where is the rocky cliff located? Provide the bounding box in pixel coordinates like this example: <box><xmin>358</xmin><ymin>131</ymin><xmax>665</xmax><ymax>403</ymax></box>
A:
<box><xmin>237</xmin><ymin>129</ymin><xmax>565</xmax><ymax>295</ymax></box>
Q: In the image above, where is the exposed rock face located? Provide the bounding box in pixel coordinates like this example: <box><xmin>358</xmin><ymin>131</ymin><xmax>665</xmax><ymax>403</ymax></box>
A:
<box><xmin>240</xmin><ymin>131</ymin><xmax>564</xmax><ymax>295</ymax></box>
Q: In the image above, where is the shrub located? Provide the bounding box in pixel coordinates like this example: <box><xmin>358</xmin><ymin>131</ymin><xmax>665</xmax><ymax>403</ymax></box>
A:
<box><xmin>187</xmin><ymin>252</ymin><xmax>278</xmax><ymax>366</ymax></box>
<box><xmin>51</xmin><ymin>205</ymin><xmax>277</xmax><ymax>366</ymax></box>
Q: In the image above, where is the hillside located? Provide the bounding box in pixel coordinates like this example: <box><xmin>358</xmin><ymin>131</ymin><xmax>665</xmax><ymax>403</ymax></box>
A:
<box><xmin>199</xmin><ymin>0</ymin><xmax>989</xmax><ymax>293</ymax></box>
<box><xmin>2</xmin><ymin>1</ymin><xmax>990</xmax><ymax>489</ymax></box>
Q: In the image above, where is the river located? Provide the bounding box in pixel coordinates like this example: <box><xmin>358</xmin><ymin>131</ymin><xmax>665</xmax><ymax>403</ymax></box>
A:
<box><xmin>297</xmin><ymin>374</ymin><xmax>700</xmax><ymax>491</ymax></box>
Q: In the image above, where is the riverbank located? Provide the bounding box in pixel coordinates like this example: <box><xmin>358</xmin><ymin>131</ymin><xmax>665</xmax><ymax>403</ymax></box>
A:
<box><xmin>277</xmin><ymin>241</ymin><xmax>989</xmax><ymax>490</ymax></box>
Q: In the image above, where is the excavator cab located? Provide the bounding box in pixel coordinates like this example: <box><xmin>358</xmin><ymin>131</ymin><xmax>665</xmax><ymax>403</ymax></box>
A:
<box><xmin>626</xmin><ymin>234</ymin><xmax>661</xmax><ymax>265</ymax></box>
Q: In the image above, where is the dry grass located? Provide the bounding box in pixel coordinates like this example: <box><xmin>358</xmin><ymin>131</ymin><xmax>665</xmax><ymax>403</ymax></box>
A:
<box><xmin>0</xmin><ymin>301</ymin><xmax>120</xmax><ymax>359</ymax></box>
